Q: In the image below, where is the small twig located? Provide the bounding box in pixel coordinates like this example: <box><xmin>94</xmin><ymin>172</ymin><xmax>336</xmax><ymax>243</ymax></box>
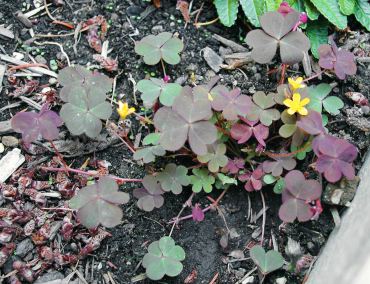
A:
<box><xmin>194</xmin><ymin>17</ymin><xmax>219</xmax><ymax>28</ymax></box>
<box><xmin>194</xmin><ymin>2</ymin><xmax>204</xmax><ymax>26</ymax></box>
<box><xmin>34</xmin><ymin>41</ymin><xmax>71</xmax><ymax>66</ymax></box>
<box><xmin>236</xmin><ymin>267</ymin><xmax>258</xmax><ymax>284</ymax></box>
<box><xmin>44</xmin><ymin>0</ymin><xmax>57</xmax><ymax>21</ymax></box>
<box><xmin>110</xmin><ymin>130</ymin><xmax>136</xmax><ymax>154</ymax></box>
<box><xmin>279</xmin><ymin>64</ymin><xmax>287</xmax><ymax>85</ymax></box>
<box><xmin>259</xmin><ymin>191</ymin><xmax>266</xmax><ymax>246</ymax></box>
<box><xmin>40</xmin><ymin>166</ymin><xmax>143</xmax><ymax>183</ymax></box>
<box><xmin>49</xmin><ymin>140</ymin><xmax>69</xmax><ymax>175</ymax></box>
<box><xmin>303</xmin><ymin>70</ymin><xmax>325</xmax><ymax>82</ymax></box>
<box><xmin>209</xmin><ymin>272</ymin><xmax>219</xmax><ymax>284</ymax></box>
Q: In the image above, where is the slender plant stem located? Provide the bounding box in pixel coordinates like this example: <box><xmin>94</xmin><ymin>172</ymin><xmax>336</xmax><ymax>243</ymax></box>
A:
<box><xmin>279</xmin><ymin>64</ymin><xmax>287</xmax><ymax>85</ymax></box>
<box><xmin>194</xmin><ymin>17</ymin><xmax>219</xmax><ymax>28</ymax></box>
<box><xmin>110</xmin><ymin>130</ymin><xmax>136</xmax><ymax>154</ymax></box>
<box><xmin>169</xmin><ymin>192</ymin><xmax>195</xmax><ymax>237</ymax></box>
<box><xmin>160</xmin><ymin>59</ymin><xmax>167</xmax><ymax>78</ymax></box>
<box><xmin>48</xmin><ymin>140</ymin><xmax>69</xmax><ymax>174</ymax></box>
<box><xmin>303</xmin><ymin>70</ymin><xmax>325</xmax><ymax>82</ymax></box>
<box><xmin>169</xmin><ymin>188</ymin><xmax>229</xmax><ymax>225</ymax></box>
<box><xmin>40</xmin><ymin>166</ymin><xmax>143</xmax><ymax>183</ymax></box>
<box><xmin>260</xmin><ymin>191</ymin><xmax>266</xmax><ymax>246</ymax></box>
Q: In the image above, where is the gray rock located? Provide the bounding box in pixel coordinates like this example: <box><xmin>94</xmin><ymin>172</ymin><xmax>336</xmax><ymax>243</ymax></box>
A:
<box><xmin>203</xmin><ymin>47</ymin><xmax>223</xmax><ymax>73</ymax></box>
<box><xmin>1</xmin><ymin>136</ymin><xmax>19</xmax><ymax>147</ymax></box>
<box><xmin>15</xmin><ymin>238</ymin><xmax>34</xmax><ymax>258</ymax></box>
<box><xmin>151</xmin><ymin>25</ymin><xmax>164</xmax><ymax>33</ymax></box>
<box><xmin>322</xmin><ymin>176</ymin><xmax>360</xmax><ymax>206</ymax></box>
<box><xmin>34</xmin><ymin>271</ymin><xmax>64</xmax><ymax>284</ymax></box>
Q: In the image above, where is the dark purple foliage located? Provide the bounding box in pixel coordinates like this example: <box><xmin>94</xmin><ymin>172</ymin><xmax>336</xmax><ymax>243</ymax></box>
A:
<box><xmin>263</xmin><ymin>157</ymin><xmax>296</xmax><ymax>177</ymax></box>
<box><xmin>192</xmin><ymin>203</ymin><xmax>205</xmax><ymax>222</ymax></box>
<box><xmin>211</xmin><ymin>88</ymin><xmax>254</xmax><ymax>121</ymax></box>
<box><xmin>312</xmin><ymin>135</ymin><xmax>357</xmax><ymax>183</ymax></box>
<box><xmin>296</xmin><ymin>111</ymin><xmax>326</xmax><ymax>135</ymax></box>
<box><xmin>223</xmin><ymin>158</ymin><xmax>245</xmax><ymax>174</ymax></box>
<box><xmin>318</xmin><ymin>38</ymin><xmax>357</xmax><ymax>80</ymax></box>
<box><xmin>133</xmin><ymin>175</ymin><xmax>164</xmax><ymax>212</ymax></box>
<box><xmin>11</xmin><ymin>104</ymin><xmax>63</xmax><ymax>145</ymax></box>
<box><xmin>279</xmin><ymin>170</ymin><xmax>322</xmax><ymax>223</ymax></box>
<box><xmin>230</xmin><ymin>118</ymin><xmax>269</xmax><ymax>147</ymax></box>
<box><xmin>239</xmin><ymin>167</ymin><xmax>263</xmax><ymax>192</ymax></box>
<box><xmin>245</xmin><ymin>10</ymin><xmax>310</xmax><ymax>64</ymax></box>
<box><xmin>153</xmin><ymin>86</ymin><xmax>217</xmax><ymax>155</ymax></box>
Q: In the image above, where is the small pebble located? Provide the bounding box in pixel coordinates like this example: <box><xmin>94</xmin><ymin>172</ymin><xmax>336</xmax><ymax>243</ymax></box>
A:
<box><xmin>0</xmin><ymin>143</ymin><xmax>4</xmax><ymax>154</ymax></box>
<box><xmin>1</xmin><ymin>136</ymin><xmax>18</xmax><ymax>147</ymax></box>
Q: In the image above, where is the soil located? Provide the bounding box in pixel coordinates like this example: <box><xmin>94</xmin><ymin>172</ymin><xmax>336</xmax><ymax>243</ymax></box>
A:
<box><xmin>0</xmin><ymin>0</ymin><xmax>370</xmax><ymax>283</ymax></box>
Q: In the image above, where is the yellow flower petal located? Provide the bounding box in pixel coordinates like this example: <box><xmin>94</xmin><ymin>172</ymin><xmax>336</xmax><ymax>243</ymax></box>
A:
<box><xmin>287</xmin><ymin>108</ymin><xmax>296</xmax><ymax>115</ymax></box>
<box><xmin>117</xmin><ymin>101</ymin><xmax>135</xmax><ymax>120</ymax></box>
<box><xmin>298</xmin><ymin>107</ymin><xmax>308</xmax><ymax>116</ymax></box>
<box><xmin>208</xmin><ymin>93</ymin><xmax>214</xmax><ymax>101</ymax></box>
<box><xmin>283</xmin><ymin>98</ymin><xmax>293</xmax><ymax>107</ymax></box>
<box><xmin>292</xmin><ymin>93</ymin><xmax>301</xmax><ymax>103</ymax></box>
<box><xmin>300</xmin><ymin>97</ymin><xmax>310</xmax><ymax>106</ymax></box>
<box><xmin>288</xmin><ymin>77</ymin><xmax>305</xmax><ymax>90</ymax></box>
<box><xmin>296</xmin><ymin>77</ymin><xmax>303</xmax><ymax>84</ymax></box>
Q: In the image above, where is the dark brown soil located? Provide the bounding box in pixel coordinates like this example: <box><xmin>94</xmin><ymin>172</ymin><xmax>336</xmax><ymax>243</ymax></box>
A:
<box><xmin>1</xmin><ymin>0</ymin><xmax>369</xmax><ymax>283</ymax></box>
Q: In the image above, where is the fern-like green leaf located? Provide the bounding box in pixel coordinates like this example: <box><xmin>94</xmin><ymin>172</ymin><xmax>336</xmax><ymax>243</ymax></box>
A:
<box><xmin>265</xmin><ymin>0</ymin><xmax>284</xmax><ymax>11</ymax></box>
<box><xmin>214</xmin><ymin>0</ymin><xmax>239</xmax><ymax>27</ymax></box>
<box><xmin>240</xmin><ymin>0</ymin><xmax>264</xmax><ymax>27</ymax></box>
<box><xmin>306</xmin><ymin>19</ymin><xmax>329</xmax><ymax>59</ymax></box>
<box><xmin>310</xmin><ymin>0</ymin><xmax>348</xmax><ymax>29</ymax></box>
<box><xmin>354</xmin><ymin>0</ymin><xmax>370</xmax><ymax>31</ymax></box>
<box><xmin>339</xmin><ymin>0</ymin><xmax>355</xmax><ymax>15</ymax></box>
<box><xmin>304</xmin><ymin>0</ymin><xmax>320</xmax><ymax>20</ymax></box>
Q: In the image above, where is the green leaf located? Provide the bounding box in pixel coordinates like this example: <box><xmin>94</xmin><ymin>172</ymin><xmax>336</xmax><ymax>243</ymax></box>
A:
<box><xmin>304</xmin><ymin>0</ymin><xmax>320</xmax><ymax>20</ymax></box>
<box><xmin>133</xmin><ymin>145</ymin><xmax>166</xmax><ymax>163</ymax></box>
<box><xmin>354</xmin><ymin>0</ymin><xmax>370</xmax><ymax>31</ymax></box>
<box><xmin>143</xmin><ymin>133</ymin><xmax>161</xmax><ymax>146</ymax></box>
<box><xmin>250</xmin><ymin>245</ymin><xmax>285</xmax><ymax>275</ymax></box>
<box><xmin>190</xmin><ymin>168</ymin><xmax>215</xmax><ymax>193</ymax></box>
<box><xmin>339</xmin><ymin>0</ymin><xmax>356</xmax><ymax>15</ymax></box>
<box><xmin>273</xmin><ymin>178</ymin><xmax>285</xmax><ymax>194</ymax></box>
<box><xmin>263</xmin><ymin>174</ymin><xmax>277</xmax><ymax>185</ymax></box>
<box><xmin>143</xmin><ymin>236</ymin><xmax>185</xmax><ymax>281</ymax></box>
<box><xmin>157</xmin><ymin>163</ymin><xmax>190</xmax><ymax>194</ymax></box>
<box><xmin>307</xmin><ymin>83</ymin><xmax>332</xmax><ymax>113</ymax></box>
<box><xmin>310</xmin><ymin>0</ymin><xmax>348</xmax><ymax>29</ymax></box>
<box><xmin>306</xmin><ymin>19</ymin><xmax>329</xmax><ymax>59</ymax></box>
<box><xmin>239</xmin><ymin>0</ymin><xmax>264</xmax><ymax>27</ymax></box>
<box><xmin>217</xmin><ymin>173</ymin><xmax>238</xmax><ymax>185</ymax></box>
<box><xmin>322</xmin><ymin>96</ymin><xmax>344</xmax><ymax>115</ymax></box>
<box><xmin>197</xmin><ymin>143</ymin><xmax>228</xmax><ymax>173</ymax></box>
<box><xmin>214</xmin><ymin>0</ymin><xmax>239</xmax><ymax>27</ymax></box>
<box><xmin>265</xmin><ymin>0</ymin><xmax>283</xmax><ymax>11</ymax></box>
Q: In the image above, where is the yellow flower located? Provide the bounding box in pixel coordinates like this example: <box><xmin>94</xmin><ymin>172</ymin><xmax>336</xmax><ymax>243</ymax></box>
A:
<box><xmin>288</xmin><ymin>77</ymin><xmax>305</xmax><ymax>91</ymax></box>
<box><xmin>284</xmin><ymin>93</ymin><xmax>310</xmax><ymax>116</ymax></box>
<box><xmin>117</xmin><ymin>101</ymin><xmax>135</xmax><ymax>120</ymax></box>
<box><xmin>207</xmin><ymin>93</ymin><xmax>214</xmax><ymax>101</ymax></box>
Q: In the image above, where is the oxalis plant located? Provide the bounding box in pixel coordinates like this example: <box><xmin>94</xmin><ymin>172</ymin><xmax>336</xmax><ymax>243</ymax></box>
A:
<box><xmin>11</xmin><ymin>4</ymin><xmax>360</xmax><ymax>282</ymax></box>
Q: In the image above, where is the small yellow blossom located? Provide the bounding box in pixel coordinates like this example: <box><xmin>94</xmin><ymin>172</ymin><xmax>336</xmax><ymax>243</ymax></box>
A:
<box><xmin>284</xmin><ymin>93</ymin><xmax>310</xmax><ymax>116</ymax></box>
<box><xmin>207</xmin><ymin>93</ymin><xmax>214</xmax><ymax>101</ymax></box>
<box><xmin>117</xmin><ymin>101</ymin><xmax>135</xmax><ymax>120</ymax></box>
<box><xmin>288</xmin><ymin>77</ymin><xmax>305</xmax><ymax>91</ymax></box>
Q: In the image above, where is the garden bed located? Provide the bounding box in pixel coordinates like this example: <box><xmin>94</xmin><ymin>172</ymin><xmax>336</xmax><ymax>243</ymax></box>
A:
<box><xmin>0</xmin><ymin>0</ymin><xmax>370</xmax><ymax>283</ymax></box>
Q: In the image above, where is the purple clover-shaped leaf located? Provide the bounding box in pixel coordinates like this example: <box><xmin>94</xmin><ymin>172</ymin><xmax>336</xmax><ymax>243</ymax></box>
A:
<box><xmin>135</xmin><ymin>32</ymin><xmax>184</xmax><ymax>65</ymax></box>
<box><xmin>318</xmin><ymin>38</ymin><xmax>357</xmax><ymax>80</ymax></box>
<box><xmin>296</xmin><ymin>111</ymin><xmax>326</xmax><ymax>135</ymax></box>
<box><xmin>192</xmin><ymin>203</ymin><xmax>205</xmax><ymax>222</ymax></box>
<box><xmin>156</xmin><ymin>163</ymin><xmax>190</xmax><ymax>194</ymax></box>
<box><xmin>223</xmin><ymin>158</ymin><xmax>245</xmax><ymax>174</ymax></box>
<box><xmin>153</xmin><ymin>86</ymin><xmax>217</xmax><ymax>155</ymax></box>
<box><xmin>137</xmin><ymin>78</ymin><xmax>182</xmax><ymax>107</ymax></box>
<box><xmin>251</xmin><ymin>92</ymin><xmax>280</xmax><ymax>126</ymax></box>
<box><xmin>239</xmin><ymin>167</ymin><xmax>264</xmax><ymax>192</ymax></box>
<box><xmin>133</xmin><ymin>175</ymin><xmax>164</xmax><ymax>212</ymax></box>
<box><xmin>279</xmin><ymin>170</ymin><xmax>322</xmax><ymax>222</ymax></box>
<box><xmin>69</xmin><ymin>177</ymin><xmax>129</xmax><ymax>228</ymax></box>
<box><xmin>312</xmin><ymin>135</ymin><xmax>357</xmax><ymax>183</ymax></box>
<box><xmin>11</xmin><ymin>104</ymin><xmax>63</xmax><ymax>145</ymax></box>
<box><xmin>246</xmin><ymin>11</ymin><xmax>310</xmax><ymax>64</ymax></box>
<box><xmin>230</xmin><ymin>118</ymin><xmax>269</xmax><ymax>147</ymax></box>
<box><xmin>263</xmin><ymin>157</ymin><xmax>296</xmax><ymax>177</ymax></box>
<box><xmin>211</xmin><ymin>88</ymin><xmax>255</xmax><ymax>121</ymax></box>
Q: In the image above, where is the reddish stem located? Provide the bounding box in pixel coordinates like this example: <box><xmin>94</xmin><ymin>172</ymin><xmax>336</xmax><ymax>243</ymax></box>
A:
<box><xmin>279</xmin><ymin>64</ymin><xmax>287</xmax><ymax>85</ymax></box>
<box><xmin>48</xmin><ymin>140</ymin><xmax>69</xmax><ymax>175</ymax></box>
<box><xmin>303</xmin><ymin>70</ymin><xmax>325</xmax><ymax>82</ymax></box>
<box><xmin>40</xmin><ymin>166</ymin><xmax>143</xmax><ymax>183</ymax></box>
